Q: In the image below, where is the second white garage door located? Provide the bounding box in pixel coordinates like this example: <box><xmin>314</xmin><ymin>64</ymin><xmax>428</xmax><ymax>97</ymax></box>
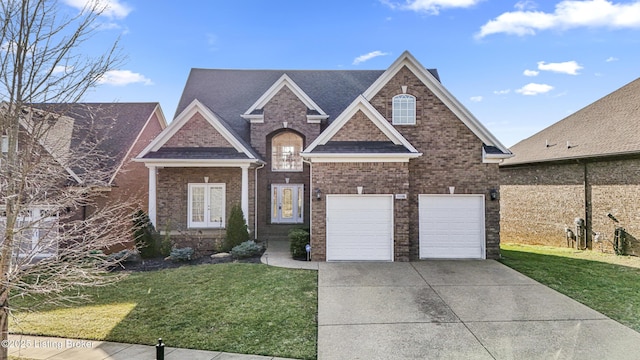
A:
<box><xmin>326</xmin><ymin>195</ymin><xmax>394</xmax><ymax>261</ymax></box>
<box><xmin>419</xmin><ymin>195</ymin><xmax>485</xmax><ymax>259</ymax></box>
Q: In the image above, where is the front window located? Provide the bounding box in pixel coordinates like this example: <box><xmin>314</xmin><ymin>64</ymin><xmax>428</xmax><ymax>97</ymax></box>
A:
<box><xmin>188</xmin><ymin>183</ymin><xmax>225</xmax><ymax>228</ymax></box>
<box><xmin>272</xmin><ymin>132</ymin><xmax>303</xmax><ymax>171</ymax></box>
<box><xmin>392</xmin><ymin>94</ymin><xmax>416</xmax><ymax>125</ymax></box>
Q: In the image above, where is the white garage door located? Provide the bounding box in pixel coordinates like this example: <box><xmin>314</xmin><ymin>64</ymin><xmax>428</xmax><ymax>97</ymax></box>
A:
<box><xmin>419</xmin><ymin>195</ymin><xmax>485</xmax><ymax>259</ymax></box>
<box><xmin>326</xmin><ymin>195</ymin><xmax>394</xmax><ymax>261</ymax></box>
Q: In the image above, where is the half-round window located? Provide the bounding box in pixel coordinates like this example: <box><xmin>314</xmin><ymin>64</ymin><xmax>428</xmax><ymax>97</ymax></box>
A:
<box><xmin>272</xmin><ymin>132</ymin><xmax>303</xmax><ymax>171</ymax></box>
<box><xmin>392</xmin><ymin>94</ymin><xmax>416</xmax><ymax>125</ymax></box>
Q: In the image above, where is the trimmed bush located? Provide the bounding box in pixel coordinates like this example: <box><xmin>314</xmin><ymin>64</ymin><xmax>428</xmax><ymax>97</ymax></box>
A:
<box><xmin>230</xmin><ymin>240</ymin><xmax>263</xmax><ymax>259</ymax></box>
<box><xmin>222</xmin><ymin>205</ymin><xmax>250</xmax><ymax>252</ymax></box>
<box><xmin>289</xmin><ymin>228</ymin><xmax>310</xmax><ymax>259</ymax></box>
<box><xmin>133</xmin><ymin>210</ymin><xmax>159</xmax><ymax>259</ymax></box>
<box><xmin>168</xmin><ymin>247</ymin><xmax>194</xmax><ymax>262</ymax></box>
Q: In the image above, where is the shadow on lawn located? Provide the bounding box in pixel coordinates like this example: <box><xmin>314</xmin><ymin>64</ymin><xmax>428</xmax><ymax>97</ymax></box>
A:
<box><xmin>499</xmin><ymin>248</ymin><xmax>640</xmax><ymax>333</ymax></box>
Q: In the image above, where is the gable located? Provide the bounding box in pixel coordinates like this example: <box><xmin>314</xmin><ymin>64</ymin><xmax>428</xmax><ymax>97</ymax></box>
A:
<box><xmin>136</xmin><ymin>99</ymin><xmax>259</xmax><ymax>163</ymax></box>
<box><xmin>329</xmin><ymin>110</ymin><xmax>389</xmax><ymax>142</ymax></box>
<box><xmin>362</xmin><ymin>51</ymin><xmax>511</xmax><ymax>162</ymax></box>
<box><xmin>163</xmin><ymin>112</ymin><xmax>235</xmax><ymax>149</ymax></box>
<box><xmin>242</xmin><ymin>74</ymin><xmax>328</xmax><ymax>123</ymax></box>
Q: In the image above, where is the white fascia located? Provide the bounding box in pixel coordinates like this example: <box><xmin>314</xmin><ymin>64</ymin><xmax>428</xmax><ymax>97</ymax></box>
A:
<box><xmin>301</xmin><ymin>152</ymin><xmax>422</xmax><ymax>163</ymax></box>
<box><xmin>140</xmin><ymin>159</ymin><xmax>262</xmax><ymax>168</ymax></box>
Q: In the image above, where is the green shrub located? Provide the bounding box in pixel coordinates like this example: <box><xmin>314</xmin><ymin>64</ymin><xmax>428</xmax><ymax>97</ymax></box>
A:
<box><xmin>289</xmin><ymin>228</ymin><xmax>310</xmax><ymax>259</ymax></box>
<box><xmin>159</xmin><ymin>226</ymin><xmax>173</xmax><ymax>257</ymax></box>
<box><xmin>222</xmin><ymin>204</ymin><xmax>250</xmax><ymax>252</ymax></box>
<box><xmin>169</xmin><ymin>247</ymin><xmax>194</xmax><ymax>262</ymax></box>
<box><xmin>107</xmin><ymin>249</ymin><xmax>140</xmax><ymax>263</ymax></box>
<box><xmin>230</xmin><ymin>240</ymin><xmax>263</xmax><ymax>259</ymax></box>
<box><xmin>133</xmin><ymin>210</ymin><xmax>159</xmax><ymax>259</ymax></box>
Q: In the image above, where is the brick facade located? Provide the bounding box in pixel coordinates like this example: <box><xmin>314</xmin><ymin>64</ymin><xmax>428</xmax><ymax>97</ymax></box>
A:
<box><xmin>500</xmin><ymin>157</ymin><xmax>640</xmax><ymax>256</ymax></box>
<box><xmin>329</xmin><ymin>110</ymin><xmax>389</xmax><ymax>142</ymax></box>
<box><xmin>311</xmin><ymin>162</ymin><xmax>410</xmax><ymax>261</ymax></box>
<box><xmin>164</xmin><ymin>113</ymin><xmax>234</xmax><ymax>148</ymax></box>
<box><xmin>368</xmin><ymin>65</ymin><xmax>501</xmax><ymax>259</ymax></box>
<box><xmin>250</xmin><ymin>86</ymin><xmax>321</xmax><ymax>239</ymax></box>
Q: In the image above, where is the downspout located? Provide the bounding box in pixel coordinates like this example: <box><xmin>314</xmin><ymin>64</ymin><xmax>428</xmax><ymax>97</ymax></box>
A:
<box><xmin>302</xmin><ymin>158</ymin><xmax>313</xmax><ymax>258</ymax></box>
<box><xmin>254</xmin><ymin>163</ymin><xmax>265</xmax><ymax>240</ymax></box>
<box><xmin>583</xmin><ymin>160</ymin><xmax>592</xmax><ymax>249</ymax></box>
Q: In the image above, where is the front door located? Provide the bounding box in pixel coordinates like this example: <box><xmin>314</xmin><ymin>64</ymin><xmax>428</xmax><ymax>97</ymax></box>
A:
<box><xmin>271</xmin><ymin>184</ymin><xmax>304</xmax><ymax>224</ymax></box>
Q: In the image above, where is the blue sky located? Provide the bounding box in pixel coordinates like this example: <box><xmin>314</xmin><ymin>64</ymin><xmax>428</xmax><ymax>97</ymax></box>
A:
<box><xmin>72</xmin><ymin>0</ymin><xmax>640</xmax><ymax>147</ymax></box>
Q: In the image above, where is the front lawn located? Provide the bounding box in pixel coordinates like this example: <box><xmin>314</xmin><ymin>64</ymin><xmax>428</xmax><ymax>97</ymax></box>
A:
<box><xmin>500</xmin><ymin>243</ymin><xmax>640</xmax><ymax>332</ymax></box>
<box><xmin>10</xmin><ymin>263</ymin><xmax>318</xmax><ymax>360</ymax></box>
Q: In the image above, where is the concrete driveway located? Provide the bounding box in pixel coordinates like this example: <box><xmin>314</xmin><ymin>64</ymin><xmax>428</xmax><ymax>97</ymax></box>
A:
<box><xmin>318</xmin><ymin>260</ymin><xmax>640</xmax><ymax>360</ymax></box>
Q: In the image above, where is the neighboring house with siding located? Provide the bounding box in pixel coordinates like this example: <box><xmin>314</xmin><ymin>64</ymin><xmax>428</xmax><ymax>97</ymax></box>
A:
<box><xmin>1</xmin><ymin>102</ymin><xmax>167</xmax><ymax>257</ymax></box>
<box><xmin>137</xmin><ymin>51</ymin><xmax>512</xmax><ymax>261</ymax></box>
<box><xmin>500</xmin><ymin>77</ymin><xmax>640</xmax><ymax>256</ymax></box>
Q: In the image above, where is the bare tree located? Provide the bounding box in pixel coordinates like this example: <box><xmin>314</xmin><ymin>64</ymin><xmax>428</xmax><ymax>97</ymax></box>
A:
<box><xmin>0</xmin><ymin>1</ymin><xmax>132</xmax><ymax>358</ymax></box>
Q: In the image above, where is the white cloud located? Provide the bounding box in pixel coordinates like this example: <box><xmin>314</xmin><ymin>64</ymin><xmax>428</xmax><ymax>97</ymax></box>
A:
<box><xmin>381</xmin><ymin>0</ymin><xmax>483</xmax><ymax>15</ymax></box>
<box><xmin>537</xmin><ymin>60</ymin><xmax>583</xmax><ymax>75</ymax></box>
<box><xmin>494</xmin><ymin>89</ymin><xmax>511</xmax><ymax>95</ymax></box>
<box><xmin>606</xmin><ymin>56</ymin><xmax>619</xmax><ymax>62</ymax></box>
<box><xmin>523</xmin><ymin>69</ymin><xmax>539</xmax><ymax>76</ymax></box>
<box><xmin>98</xmin><ymin>70</ymin><xmax>152</xmax><ymax>86</ymax></box>
<box><xmin>353</xmin><ymin>51</ymin><xmax>390</xmax><ymax>65</ymax></box>
<box><xmin>63</xmin><ymin>0</ymin><xmax>132</xmax><ymax>19</ymax></box>
<box><xmin>476</xmin><ymin>0</ymin><xmax>640</xmax><ymax>38</ymax></box>
<box><xmin>470</xmin><ymin>96</ymin><xmax>483</xmax><ymax>102</ymax></box>
<box><xmin>516</xmin><ymin>83</ymin><xmax>554</xmax><ymax>95</ymax></box>
<box><xmin>514</xmin><ymin>0</ymin><xmax>538</xmax><ymax>11</ymax></box>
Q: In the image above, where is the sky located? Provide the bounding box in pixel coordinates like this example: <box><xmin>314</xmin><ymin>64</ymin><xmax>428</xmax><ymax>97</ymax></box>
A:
<box><xmin>69</xmin><ymin>0</ymin><xmax>640</xmax><ymax>147</ymax></box>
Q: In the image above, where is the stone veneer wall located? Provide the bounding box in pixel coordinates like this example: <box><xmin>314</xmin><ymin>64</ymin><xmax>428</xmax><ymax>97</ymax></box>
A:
<box><xmin>500</xmin><ymin>157</ymin><xmax>640</xmax><ymax>255</ymax></box>
<box><xmin>311</xmin><ymin>162</ymin><xmax>410</xmax><ymax>261</ymax></box>
<box><xmin>368</xmin><ymin>65</ymin><xmax>501</xmax><ymax>259</ymax></box>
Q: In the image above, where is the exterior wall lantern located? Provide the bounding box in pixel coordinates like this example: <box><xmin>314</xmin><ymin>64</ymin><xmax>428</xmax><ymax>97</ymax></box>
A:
<box><xmin>489</xmin><ymin>188</ymin><xmax>498</xmax><ymax>201</ymax></box>
<box><xmin>315</xmin><ymin>188</ymin><xmax>322</xmax><ymax>201</ymax></box>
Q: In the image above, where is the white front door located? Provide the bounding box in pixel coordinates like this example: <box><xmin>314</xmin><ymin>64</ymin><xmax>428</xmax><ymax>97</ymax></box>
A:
<box><xmin>271</xmin><ymin>184</ymin><xmax>304</xmax><ymax>224</ymax></box>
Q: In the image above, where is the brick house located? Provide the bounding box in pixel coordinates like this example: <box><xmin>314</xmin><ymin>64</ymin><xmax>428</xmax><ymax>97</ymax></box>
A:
<box><xmin>1</xmin><ymin>102</ymin><xmax>167</xmax><ymax>256</ymax></box>
<box><xmin>500</xmin><ymin>77</ymin><xmax>640</xmax><ymax>256</ymax></box>
<box><xmin>137</xmin><ymin>51</ymin><xmax>511</xmax><ymax>261</ymax></box>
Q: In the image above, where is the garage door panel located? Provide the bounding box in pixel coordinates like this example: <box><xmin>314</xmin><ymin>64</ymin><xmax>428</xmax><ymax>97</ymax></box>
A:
<box><xmin>419</xmin><ymin>195</ymin><xmax>485</xmax><ymax>259</ymax></box>
<box><xmin>326</xmin><ymin>195</ymin><xmax>393</xmax><ymax>261</ymax></box>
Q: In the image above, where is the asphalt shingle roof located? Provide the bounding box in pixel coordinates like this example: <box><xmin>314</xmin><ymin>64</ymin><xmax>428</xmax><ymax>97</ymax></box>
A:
<box><xmin>502</xmin><ymin>77</ymin><xmax>640</xmax><ymax>166</ymax></box>
<box><xmin>175</xmin><ymin>68</ymin><xmax>441</xmax><ymax>148</ymax></box>
<box><xmin>32</xmin><ymin>102</ymin><xmax>159</xmax><ymax>179</ymax></box>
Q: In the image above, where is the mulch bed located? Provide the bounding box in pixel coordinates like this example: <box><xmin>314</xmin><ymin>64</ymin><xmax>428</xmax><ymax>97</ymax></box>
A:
<box><xmin>112</xmin><ymin>250</ymin><xmax>264</xmax><ymax>272</ymax></box>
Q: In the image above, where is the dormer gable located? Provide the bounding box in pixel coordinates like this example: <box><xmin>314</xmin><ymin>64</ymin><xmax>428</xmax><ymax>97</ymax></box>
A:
<box><xmin>241</xmin><ymin>74</ymin><xmax>329</xmax><ymax>124</ymax></box>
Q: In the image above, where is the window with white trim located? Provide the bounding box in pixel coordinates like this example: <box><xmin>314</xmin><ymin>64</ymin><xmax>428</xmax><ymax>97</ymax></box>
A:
<box><xmin>392</xmin><ymin>94</ymin><xmax>416</xmax><ymax>125</ymax></box>
<box><xmin>1</xmin><ymin>135</ymin><xmax>9</xmax><ymax>153</ymax></box>
<box><xmin>188</xmin><ymin>183</ymin><xmax>225</xmax><ymax>228</ymax></box>
<box><xmin>272</xmin><ymin>132</ymin><xmax>303</xmax><ymax>171</ymax></box>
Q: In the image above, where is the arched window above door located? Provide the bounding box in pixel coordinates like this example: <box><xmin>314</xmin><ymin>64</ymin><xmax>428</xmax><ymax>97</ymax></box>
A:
<box><xmin>272</xmin><ymin>131</ymin><xmax>303</xmax><ymax>171</ymax></box>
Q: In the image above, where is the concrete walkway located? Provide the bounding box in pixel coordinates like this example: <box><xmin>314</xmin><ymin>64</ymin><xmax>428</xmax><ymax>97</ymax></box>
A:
<box><xmin>318</xmin><ymin>261</ymin><xmax>640</xmax><ymax>360</ymax></box>
<box><xmin>260</xmin><ymin>239</ymin><xmax>319</xmax><ymax>270</ymax></box>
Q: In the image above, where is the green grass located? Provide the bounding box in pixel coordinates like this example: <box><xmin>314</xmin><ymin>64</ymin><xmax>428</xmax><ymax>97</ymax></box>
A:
<box><xmin>500</xmin><ymin>243</ymin><xmax>640</xmax><ymax>332</ymax></box>
<box><xmin>10</xmin><ymin>263</ymin><xmax>318</xmax><ymax>360</ymax></box>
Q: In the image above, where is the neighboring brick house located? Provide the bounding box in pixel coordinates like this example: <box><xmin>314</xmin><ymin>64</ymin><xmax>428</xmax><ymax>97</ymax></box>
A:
<box><xmin>1</xmin><ymin>102</ymin><xmax>167</xmax><ymax>256</ymax></box>
<box><xmin>137</xmin><ymin>51</ymin><xmax>512</xmax><ymax>261</ymax></box>
<box><xmin>500</xmin><ymin>77</ymin><xmax>640</xmax><ymax>256</ymax></box>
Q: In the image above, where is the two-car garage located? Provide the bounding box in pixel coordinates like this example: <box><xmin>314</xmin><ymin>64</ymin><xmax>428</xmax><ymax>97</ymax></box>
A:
<box><xmin>325</xmin><ymin>194</ymin><xmax>486</xmax><ymax>261</ymax></box>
